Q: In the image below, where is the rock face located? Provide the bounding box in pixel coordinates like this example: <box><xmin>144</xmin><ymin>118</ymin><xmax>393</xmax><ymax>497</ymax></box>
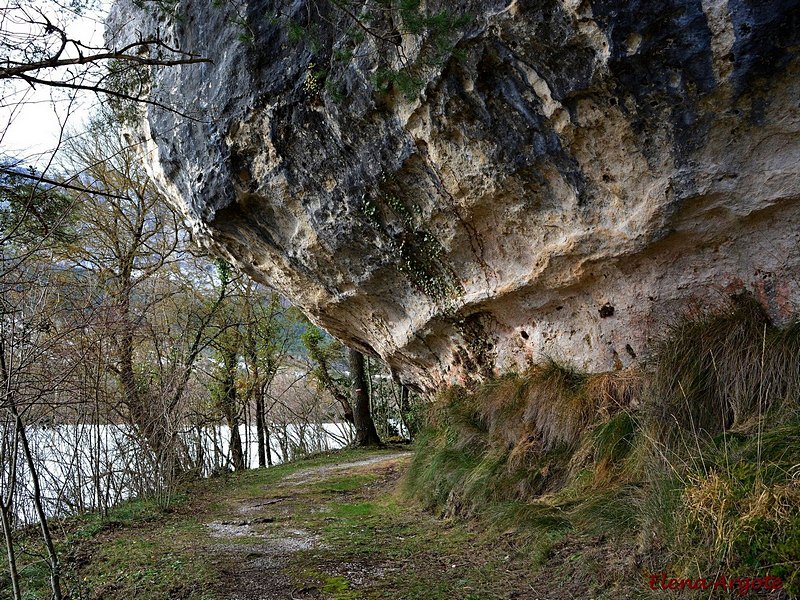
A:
<box><xmin>108</xmin><ymin>0</ymin><xmax>800</xmax><ymax>391</ymax></box>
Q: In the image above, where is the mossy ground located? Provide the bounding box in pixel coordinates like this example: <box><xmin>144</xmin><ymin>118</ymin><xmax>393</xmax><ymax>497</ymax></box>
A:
<box><xmin>3</xmin><ymin>448</ymin><xmax>542</xmax><ymax>600</ymax></box>
<box><xmin>6</xmin><ymin>427</ymin><xmax>793</xmax><ymax>599</ymax></box>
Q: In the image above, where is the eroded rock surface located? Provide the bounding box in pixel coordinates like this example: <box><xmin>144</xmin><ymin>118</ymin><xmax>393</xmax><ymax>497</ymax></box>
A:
<box><xmin>108</xmin><ymin>0</ymin><xmax>800</xmax><ymax>390</ymax></box>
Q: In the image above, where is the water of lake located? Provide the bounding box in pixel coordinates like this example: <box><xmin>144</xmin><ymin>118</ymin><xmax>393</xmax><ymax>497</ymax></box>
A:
<box><xmin>5</xmin><ymin>421</ymin><xmax>351</xmax><ymax>524</ymax></box>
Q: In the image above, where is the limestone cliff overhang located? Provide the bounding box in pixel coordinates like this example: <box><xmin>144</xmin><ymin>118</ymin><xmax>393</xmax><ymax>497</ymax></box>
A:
<box><xmin>107</xmin><ymin>0</ymin><xmax>800</xmax><ymax>391</ymax></box>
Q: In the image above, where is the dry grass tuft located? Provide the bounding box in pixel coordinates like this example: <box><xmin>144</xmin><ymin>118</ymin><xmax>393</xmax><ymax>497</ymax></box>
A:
<box><xmin>649</xmin><ymin>294</ymin><xmax>800</xmax><ymax>440</ymax></box>
<box><xmin>681</xmin><ymin>470</ymin><xmax>741</xmax><ymax>560</ymax></box>
<box><xmin>476</xmin><ymin>372</ymin><xmax>528</xmax><ymax>450</ymax></box>
<box><xmin>406</xmin><ymin>297</ymin><xmax>800</xmax><ymax>595</ymax></box>
<box><xmin>742</xmin><ymin>480</ymin><xmax>800</xmax><ymax>525</ymax></box>
<box><xmin>583</xmin><ymin>369</ymin><xmax>643</xmax><ymax>413</ymax></box>
<box><xmin>519</xmin><ymin>359</ymin><xmax>589</xmax><ymax>450</ymax></box>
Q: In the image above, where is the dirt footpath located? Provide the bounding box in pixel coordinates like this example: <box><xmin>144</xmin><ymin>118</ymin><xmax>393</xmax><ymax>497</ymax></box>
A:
<box><xmin>206</xmin><ymin>452</ymin><xmax>412</xmax><ymax>600</ymax></box>
<box><xmin>71</xmin><ymin>448</ymin><xmax>616</xmax><ymax>599</ymax></box>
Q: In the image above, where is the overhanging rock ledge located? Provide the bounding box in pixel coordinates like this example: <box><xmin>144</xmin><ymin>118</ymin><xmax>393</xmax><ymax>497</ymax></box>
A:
<box><xmin>107</xmin><ymin>0</ymin><xmax>800</xmax><ymax>392</ymax></box>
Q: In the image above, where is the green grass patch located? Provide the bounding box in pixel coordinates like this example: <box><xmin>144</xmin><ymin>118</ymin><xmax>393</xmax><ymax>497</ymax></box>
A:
<box><xmin>321</xmin><ymin>574</ymin><xmax>359</xmax><ymax>599</ymax></box>
<box><xmin>76</xmin><ymin>535</ymin><xmax>216</xmax><ymax>600</ymax></box>
<box><xmin>331</xmin><ymin>501</ymin><xmax>377</xmax><ymax>518</ymax></box>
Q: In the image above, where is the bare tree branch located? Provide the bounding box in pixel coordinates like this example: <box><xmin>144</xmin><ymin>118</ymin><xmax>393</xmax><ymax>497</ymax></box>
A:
<box><xmin>0</xmin><ymin>38</ymin><xmax>209</xmax><ymax>80</ymax></box>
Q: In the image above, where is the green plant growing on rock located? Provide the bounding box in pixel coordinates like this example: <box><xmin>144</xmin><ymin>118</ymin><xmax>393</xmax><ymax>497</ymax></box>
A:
<box><xmin>275</xmin><ymin>0</ymin><xmax>471</xmax><ymax>103</ymax></box>
<box><xmin>209</xmin><ymin>0</ymin><xmax>256</xmax><ymax>44</ymax></box>
<box><xmin>372</xmin><ymin>67</ymin><xmax>424</xmax><ymax>101</ymax></box>
<box><xmin>396</xmin><ymin>230</ymin><xmax>461</xmax><ymax>302</ymax></box>
<box><xmin>324</xmin><ymin>78</ymin><xmax>347</xmax><ymax>103</ymax></box>
<box><xmin>359</xmin><ymin>196</ymin><xmax>379</xmax><ymax>221</ymax></box>
<box><xmin>303</xmin><ymin>63</ymin><xmax>328</xmax><ymax>100</ymax></box>
<box><xmin>358</xmin><ymin>172</ymin><xmax>462</xmax><ymax>304</ymax></box>
<box><xmin>365</xmin><ymin>1</ymin><xmax>471</xmax><ymax>102</ymax></box>
<box><xmin>287</xmin><ymin>19</ymin><xmax>306</xmax><ymax>43</ymax></box>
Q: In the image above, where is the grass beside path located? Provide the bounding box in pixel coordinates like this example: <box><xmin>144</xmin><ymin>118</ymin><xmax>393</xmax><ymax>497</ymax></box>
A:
<box><xmin>3</xmin><ymin>447</ymin><xmax>541</xmax><ymax>600</ymax></box>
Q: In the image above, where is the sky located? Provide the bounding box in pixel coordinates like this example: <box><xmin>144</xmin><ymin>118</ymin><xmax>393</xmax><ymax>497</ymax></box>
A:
<box><xmin>0</xmin><ymin>0</ymin><xmax>111</xmax><ymax>170</ymax></box>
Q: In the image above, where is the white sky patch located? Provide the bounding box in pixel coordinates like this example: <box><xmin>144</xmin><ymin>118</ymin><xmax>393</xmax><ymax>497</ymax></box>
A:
<box><xmin>0</xmin><ymin>0</ymin><xmax>111</xmax><ymax>170</ymax></box>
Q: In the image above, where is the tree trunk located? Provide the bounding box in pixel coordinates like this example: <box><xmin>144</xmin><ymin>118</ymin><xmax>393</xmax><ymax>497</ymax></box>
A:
<box><xmin>399</xmin><ymin>384</ymin><xmax>415</xmax><ymax>438</ymax></box>
<box><xmin>229</xmin><ymin>420</ymin><xmax>245</xmax><ymax>471</ymax></box>
<box><xmin>255</xmin><ymin>391</ymin><xmax>266</xmax><ymax>468</ymax></box>
<box><xmin>0</xmin><ymin>421</ymin><xmax>21</xmax><ymax>600</ymax></box>
<box><xmin>0</xmin><ymin>351</ymin><xmax>21</xmax><ymax>600</ymax></box>
<box><xmin>194</xmin><ymin>424</ymin><xmax>205</xmax><ymax>475</ymax></box>
<box><xmin>0</xmin><ymin>502</ymin><xmax>20</xmax><ymax>600</ymax></box>
<box><xmin>116</xmin><ymin>297</ymin><xmax>174</xmax><ymax>471</ymax></box>
<box><xmin>348</xmin><ymin>349</ymin><xmax>382</xmax><ymax>447</ymax></box>
<box><xmin>265</xmin><ymin>422</ymin><xmax>273</xmax><ymax>466</ymax></box>
<box><xmin>14</xmin><ymin>413</ymin><xmax>62</xmax><ymax>599</ymax></box>
<box><xmin>220</xmin><ymin>351</ymin><xmax>245</xmax><ymax>471</ymax></box>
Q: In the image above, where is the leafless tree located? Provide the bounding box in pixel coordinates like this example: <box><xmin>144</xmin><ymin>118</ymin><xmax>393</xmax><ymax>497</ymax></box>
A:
<box><xmin>0</xmin><ymin>0</ymin><xmax>208</xmax><ymax>124</ymax></box>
